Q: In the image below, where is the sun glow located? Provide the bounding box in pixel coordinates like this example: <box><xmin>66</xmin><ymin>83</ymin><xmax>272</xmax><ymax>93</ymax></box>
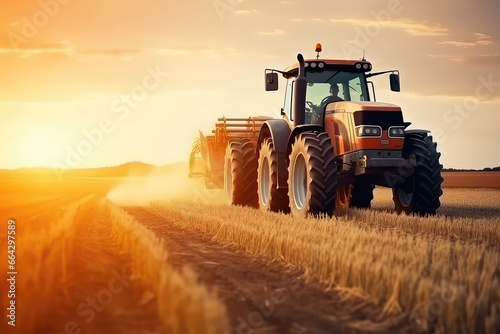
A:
<box><xmin>18</xmin><ymin>126</ymin><xmax>65</xmax><ymax>167</ymax></box>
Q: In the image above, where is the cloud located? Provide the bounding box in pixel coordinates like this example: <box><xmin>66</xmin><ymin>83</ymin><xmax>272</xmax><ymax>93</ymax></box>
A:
<box><xmin>70</xmin><ymin>47</ymin><xmax>238</xmax><ymax>59</ymax></box>
<box><xmin>83</xmin><ymin>48</ymin><xmax>222</xmax><ymax>59</ymax></box>
<box><xmin>256</xmin><ymin>29</ymin><xmax>286</xmax><ymax>36</ymax></box>
<box><xmin>0</xmin><ymin>41</ymin><xmax>72</xmax><ymax>55</ymax></box>
<box><xmin>428</xmin><ymin>53</ymin><xmax>500</xmax><ymax>64</ymax></box>
<box><xmin>155</xmin><ymin>48</ymin><xmax>194</xmax><ymax>56</ymax></box>
<box><xmin>234</xmin><ymin>9</ymin><xmax>259</xmax><ymax>15</ymax></box>
<box><xmin>80</xmin><ymin>49</ymin><xmax>143</xmax><ymax>56</ymax></box>
<box><xmin>439</xmin><ymin>33</ymin><xmax>494</xmax><ymax>48</ymax></box>
<box><xmin>155</xmin><ymin>48</ymin><xmax>218</xmax><ymax>57</ymax></box>
<box><xmin>330</xmin><ymin>18</ymin><xmax>449</xmax><ymax>37</ymax></box>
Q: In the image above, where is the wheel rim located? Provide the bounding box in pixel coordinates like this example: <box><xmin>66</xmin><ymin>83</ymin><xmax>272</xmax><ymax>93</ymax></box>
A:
<box><xmin>225</xmin><ymin>159</ymin><xmax>232</xmax><ymax>203</ymax></box>
<box><xmin>259</xmin><ymin>156</ymin><xmax>270</xmax><ymax>206</ymax></box>
<box><xmin>397</xmin><ymin>188</ymin><xmax>413</xmax><ymax>207</ymax></box>
<box><xmin>397</xmin><ymin>170</ymin><xmax>415</xmax><ymax>207</ymax></box>
<box><xmin>293</xmin><ymin>153</ymin><xmax>307</xmax><ymax>210</ymax></box>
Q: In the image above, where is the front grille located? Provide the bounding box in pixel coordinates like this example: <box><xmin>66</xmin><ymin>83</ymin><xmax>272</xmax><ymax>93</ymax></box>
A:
<box><xmin>353</xmin><ymin>111</ymin><xmax>404</xmax><ymax>130</ymax></box>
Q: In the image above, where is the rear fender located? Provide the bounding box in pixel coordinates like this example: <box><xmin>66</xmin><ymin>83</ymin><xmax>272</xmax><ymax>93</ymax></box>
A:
<box><xmin>285</xmin><ymin>124</ymin><xmax>324</xmax><ymax>158</ymax></box>
<box><xmin>405</xmin><ymin>129</ymin><xmax>430</xmax><ymax>136</ymax></box>
<box><xmin>258</xmin><ymin>122</ymin><xmax>325</xmax><ymax>188</ymax></box>
<box><xmin>258</xmin><ymin>120</ymin><xmax>291</xmax><ymax>188</ymax></box>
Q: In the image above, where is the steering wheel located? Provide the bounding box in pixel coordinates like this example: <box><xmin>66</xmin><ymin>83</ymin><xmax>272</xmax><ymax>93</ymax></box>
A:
<box><xmin>307</xmin><ymin>101</ymin><xmax>321</xmax><ymax>115</ymax></box>
<box><xmin>320</xmin><ymin>96</ymin><xmax>334</xmax><ymax>107</ymax></box>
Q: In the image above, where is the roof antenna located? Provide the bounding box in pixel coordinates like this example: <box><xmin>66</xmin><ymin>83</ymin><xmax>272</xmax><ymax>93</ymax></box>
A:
<box><xmin>362</xmin><ymin>49</ymin><xmax>366</xmax><ymax>61</ymax></box>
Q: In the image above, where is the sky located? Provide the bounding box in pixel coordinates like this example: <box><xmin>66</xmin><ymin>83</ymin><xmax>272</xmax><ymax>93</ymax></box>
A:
<box><xmin>0</xmin><ymin>0</ymin><xmax>499</xmax><ymax>169</ymax></box>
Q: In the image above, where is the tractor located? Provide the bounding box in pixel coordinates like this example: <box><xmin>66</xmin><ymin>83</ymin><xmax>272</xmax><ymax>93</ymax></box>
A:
<box><xmin>189</xmin><ymin>44</ymin><xmax>443</xmax><ymax>217</ymax></box>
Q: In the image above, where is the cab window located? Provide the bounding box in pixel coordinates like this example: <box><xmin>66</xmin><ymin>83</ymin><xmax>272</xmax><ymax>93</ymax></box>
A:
<box><xmin>283</xmin><ymin>79</ymin><xmax>294</xmax><ymax>120</ymax></box>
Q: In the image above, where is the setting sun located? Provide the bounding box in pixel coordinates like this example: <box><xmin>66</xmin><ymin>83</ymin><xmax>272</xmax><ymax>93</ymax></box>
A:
<box><xmin>18</xmin><ymin>125</ymin><xmax>64</xmax><ymax>167</ymax></box>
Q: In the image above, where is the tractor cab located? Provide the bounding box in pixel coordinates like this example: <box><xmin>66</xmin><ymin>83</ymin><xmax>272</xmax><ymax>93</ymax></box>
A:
<box><xmin>265</xmin><ymin>44</ymin><xmax>400</xmax><ymax>129</ymax></box>
<box><xmin>280</xmin><ymin>59</ymin><xmax>373</xmax><ymax>125</ymax></box>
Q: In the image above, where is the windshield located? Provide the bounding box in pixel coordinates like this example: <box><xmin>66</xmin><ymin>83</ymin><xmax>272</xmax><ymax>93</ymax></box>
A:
<box><xmin>304</xmin><ymin>70</ymin><xmax>369</xmax><ymax>125</ymax></box>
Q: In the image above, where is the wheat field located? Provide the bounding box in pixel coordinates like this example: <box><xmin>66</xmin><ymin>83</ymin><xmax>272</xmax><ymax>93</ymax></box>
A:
<box><xmin>1</xmin><ymin>170</ymin><xmax>499</xmax><ymax>334</ymax></box>
<box><xmin>146</xmin><ymin>188</ymin><xmax>500</xmax><ymax>334</ymax></box>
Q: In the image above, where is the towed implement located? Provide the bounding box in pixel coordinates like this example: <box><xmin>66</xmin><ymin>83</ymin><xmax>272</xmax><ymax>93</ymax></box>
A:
<box><xmin>190</xmin><ymin>44</ymin><xmax>443</xmax><ymax>217</ymax></box>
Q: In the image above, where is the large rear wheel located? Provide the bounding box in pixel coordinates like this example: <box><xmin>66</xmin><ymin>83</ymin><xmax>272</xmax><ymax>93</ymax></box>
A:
<box><xmin>288</xmin><ymin>132</ymin><xmax>338</xmax><ymax>218</ymax></box>
<box><xmin>257</xmin><ymin>138</ymin><xmax>289</xmax><ymax>213</ymax></box>
<box><xmin>392</xmin><ymin>133</ymin><xmax>443</xmax><ymax>215</ymax></box>
<box><xmin>224</xmin><ymin>138</ymin><xmax>258</xmax><ymax>207</ymax></box>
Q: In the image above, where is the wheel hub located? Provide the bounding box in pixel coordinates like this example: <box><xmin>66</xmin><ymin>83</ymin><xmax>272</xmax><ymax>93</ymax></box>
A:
<box><xmin>293</xmin><ymin>154</ymin><xmax>307</xmax><ymax>210</ymax></box>
<box><xmin>259</xmin><ymin>156</ymin><xmax>270</xmax><ymax>205</ymax></box>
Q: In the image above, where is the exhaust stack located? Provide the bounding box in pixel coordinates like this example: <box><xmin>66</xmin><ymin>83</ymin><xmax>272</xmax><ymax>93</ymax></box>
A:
<box><xmin>293</xmin><ymin>54</ymin><xmax>307</xmax><ymax>127</ymax></box>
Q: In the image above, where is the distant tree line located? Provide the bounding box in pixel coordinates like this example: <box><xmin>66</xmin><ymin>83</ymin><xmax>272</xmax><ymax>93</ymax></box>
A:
<box><xmin>442</xmin><ymin>167</ymin><xmax>500</xmax><ymax>172</ymax></box>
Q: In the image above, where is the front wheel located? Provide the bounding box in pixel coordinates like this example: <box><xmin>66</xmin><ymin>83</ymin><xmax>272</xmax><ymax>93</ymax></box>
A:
<box><xmin>288</xmin><ymin>132</ymin><xmax>338</xmax><ymax>218</ymax></box>
<box><xmin>392</xmin><ymin>133</ymin><xmax>443</xmax><ymax>215</ymax></box>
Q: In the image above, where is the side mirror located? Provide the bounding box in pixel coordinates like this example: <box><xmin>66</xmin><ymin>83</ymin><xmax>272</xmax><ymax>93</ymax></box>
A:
<box><xmin>265</xmin><ymin>72</ymin><xmax>279</xmax><ymax>91</ymax></box>
<box><xmin>390</xmin><ymin>73</ymin><xmax>400</xmax><ymax>92</ymax></box>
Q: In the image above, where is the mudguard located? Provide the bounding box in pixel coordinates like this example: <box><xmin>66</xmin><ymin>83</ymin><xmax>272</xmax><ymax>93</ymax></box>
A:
<box><xmin>405</xmin><ymin>129</ymin><xmax>430</xmax><ymax>135</ymax></box>
<box><xmin>258</xmin><ymin>121</ymin><xmax>324</xmax><ymax>188</ymax></box>
<box><xmin>258</xmin><ymin>120</ymin><xmax>291</xmax><ymax>188</ymax></box>
<box><xmin>286</xmin><ymin>124</ymin><xmax>324</xmax><ymax>157</ymax></box>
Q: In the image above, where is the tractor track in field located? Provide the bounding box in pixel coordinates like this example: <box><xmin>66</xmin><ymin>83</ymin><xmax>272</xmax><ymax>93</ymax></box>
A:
<box><xmin>123</xmin><ymin>206</ymin><xmax>407</xmax><ymax>334</ymax></box>
<box><xmin>1</xmin><ymin>196</ymin><xmax>165</xmax><ymax>334</ymax></box>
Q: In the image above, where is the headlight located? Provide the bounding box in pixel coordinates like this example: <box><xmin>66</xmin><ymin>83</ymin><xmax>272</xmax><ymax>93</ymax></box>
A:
<box><xmin>354</xmin><ymin>62</ymin><xmax>371</xmax><ymax>72</ymax></box>
<box><xmin>356</xmin><ymin>125</ymin><xmax>382</xmax><ymax>137</ymax></box>
<box><xmin>388</xmin><ymin>126</ymin><xmax>405</xmax><ymax>138</ymax></box>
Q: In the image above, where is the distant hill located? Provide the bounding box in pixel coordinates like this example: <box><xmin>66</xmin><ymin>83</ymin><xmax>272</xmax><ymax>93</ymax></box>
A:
<box><xmin>0</xmin><ymin>161</ymin><xmax>187</xmax><ymax>178</ymax></box>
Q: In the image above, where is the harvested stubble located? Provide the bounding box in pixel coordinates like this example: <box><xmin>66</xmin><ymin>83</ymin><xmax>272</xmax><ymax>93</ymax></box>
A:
<box><xmin>149</xmin><ymin>197</ymin><xmax>500</xmax><ymax>334</ymax></box>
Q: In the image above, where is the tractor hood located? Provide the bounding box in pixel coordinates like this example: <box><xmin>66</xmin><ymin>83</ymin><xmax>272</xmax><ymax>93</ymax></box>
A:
<box><xmin>325</xmin><ymin>101</ymin><xmax>404</xmax><ymax>129</ymax></box>
<box><xmin>325</xmin><ymin>101</ymin><xmax>402</xmax><ymax>114</ymax></box>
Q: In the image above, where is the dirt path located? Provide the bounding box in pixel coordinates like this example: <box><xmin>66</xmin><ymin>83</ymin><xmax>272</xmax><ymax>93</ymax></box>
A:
<box><xmin>124</xmin><ymin>206</ymin><xmax>406</xmax><ymax>334</ymax></box>
<box><xmin>32</xmin><ymin>198</ymin><xmax>164</xmax><ymax>334</ymax></box>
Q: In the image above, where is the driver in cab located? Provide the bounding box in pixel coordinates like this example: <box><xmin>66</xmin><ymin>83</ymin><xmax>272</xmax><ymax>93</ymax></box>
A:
<box><xmin>323</xmin><ymin>83</ymin><xmax>344</xmax><ymax>105</ymax></box>
<box><xmin>307</xmin><ymin>83</ymin><xmax>344</xmax><ymax>116</ymax></box>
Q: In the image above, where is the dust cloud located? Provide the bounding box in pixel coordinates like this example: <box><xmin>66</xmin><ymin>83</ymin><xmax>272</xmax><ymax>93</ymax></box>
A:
<box><xmin>106</xmin><ymin>163</ymin><xmax>226</xmax><ymax>206</ymax></box>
